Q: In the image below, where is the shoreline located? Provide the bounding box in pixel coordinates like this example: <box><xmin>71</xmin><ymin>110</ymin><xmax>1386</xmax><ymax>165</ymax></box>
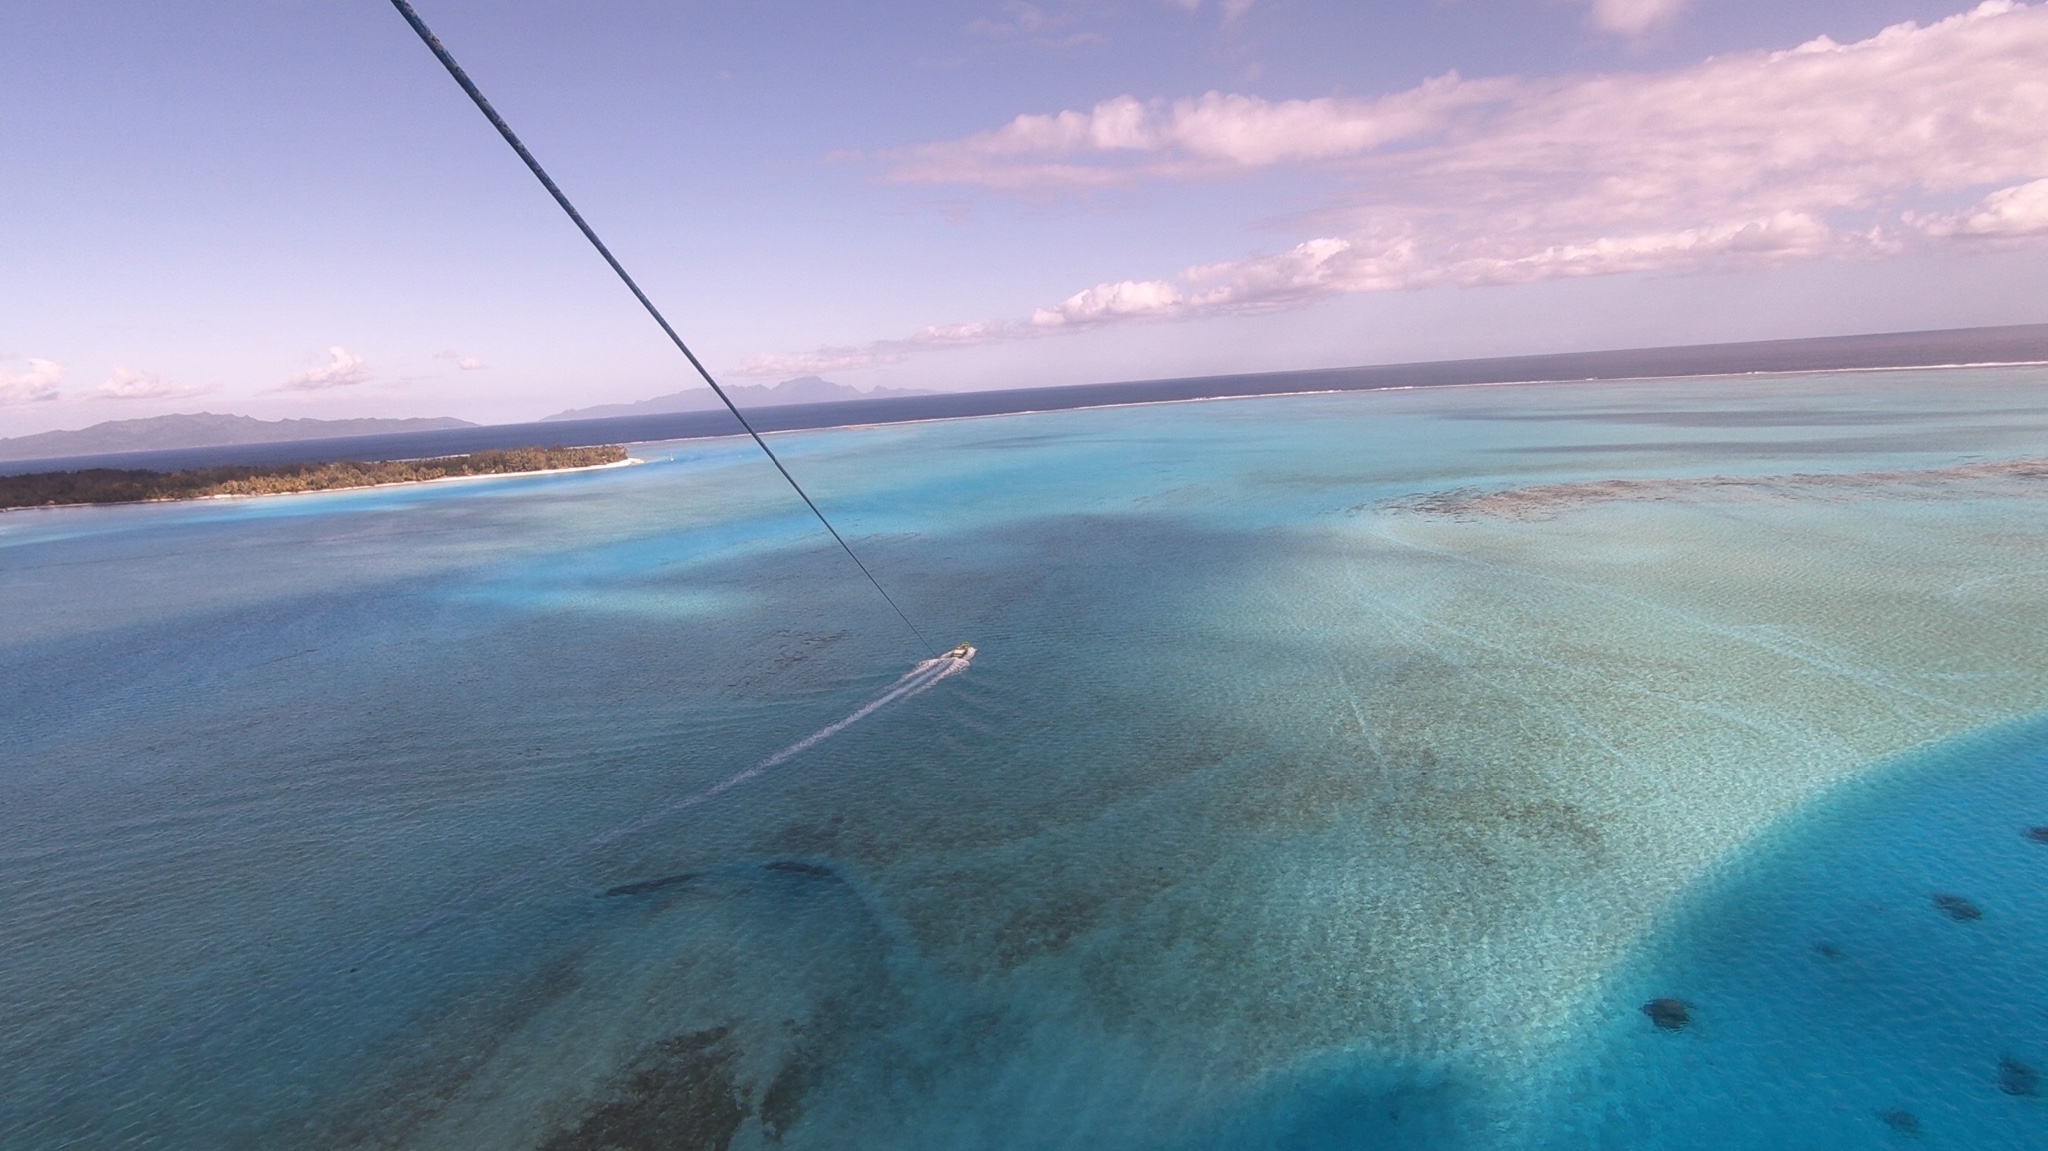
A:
<box><xmin>11</xmin><ymin>355</ymin><xmax>2045</xmax><ymax>501</ymax></box>
<box><xmin>0</xmin><ymin>456</ymin><xmax>643</xmax><ymax>516</ymax></box>
<box><xmin>10</xmin><ymin>353</ymin><xmax>2046</xmax><ymax>502</ymax></box>
<box><xmin>10</xmin><ymin>323</ymin><xmax>2047</xmax><ymax>477</ymax></box>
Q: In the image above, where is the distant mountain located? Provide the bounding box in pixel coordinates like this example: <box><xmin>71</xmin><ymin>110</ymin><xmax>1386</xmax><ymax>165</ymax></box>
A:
<box><xmin>541</xmin><ymin>376</ymin><xmax>935</xmax><ymax>422</ymax></box>
<box><xmin>0</xmin><ymin>412</ymin><xmax>479</xmax><ymax>462</ymax></box>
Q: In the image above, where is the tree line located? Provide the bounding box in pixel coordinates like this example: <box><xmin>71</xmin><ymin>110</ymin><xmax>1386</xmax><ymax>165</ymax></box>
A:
<box><xmin>0</xmin><ymin>445</ymin><xmax>629</xmax><ymax>510</ymax></box>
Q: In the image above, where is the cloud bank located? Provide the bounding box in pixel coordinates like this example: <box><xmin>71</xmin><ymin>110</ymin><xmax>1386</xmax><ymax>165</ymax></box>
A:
<box><xmin>749</xmin><ymin>3</ymin><xmax>2048</xmax><ymax>375</ymax></box>
<box><xmin>91</xmin><ymin>365</ymin><xmax>216</xmax><ymax>401</ymax></box>
<box><xmin>277</xmin><ymin>346</ymin><xmax>373</xmax><ymax>392</ymax></box>
<box><xmin>1</xmin><ymin>359</ymin><xmax>64</xmax><ymax>404</ymax></box>
<box><xmin>1911</xmin><ymin>177</ymin><xmax>2048</xmax><ymax>238</ymax></box>
<box><xmin>893</xmin><ymin>1</ymin><xmax>2046</xmax><ymax>206</ymax></box>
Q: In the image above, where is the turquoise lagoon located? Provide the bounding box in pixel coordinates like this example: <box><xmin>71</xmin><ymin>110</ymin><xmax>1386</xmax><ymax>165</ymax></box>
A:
<box><xmin>4</xmin><ymin>368</ymin><xmax>2048</xmax><ymax>1148</ymax></box>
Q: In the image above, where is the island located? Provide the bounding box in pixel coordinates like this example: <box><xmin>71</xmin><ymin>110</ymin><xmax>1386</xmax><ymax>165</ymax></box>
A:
<box><xmin>0</xmin><ymin>445</ymin><xmax>629</xmax><ymax>511</ymax></box>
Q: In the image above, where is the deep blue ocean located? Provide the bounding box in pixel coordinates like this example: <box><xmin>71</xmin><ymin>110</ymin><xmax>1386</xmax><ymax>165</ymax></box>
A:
<box><xmin>5</xmin><ymin>369</ymin><xmax>2048</xmax><ymax>1149</ymax></box>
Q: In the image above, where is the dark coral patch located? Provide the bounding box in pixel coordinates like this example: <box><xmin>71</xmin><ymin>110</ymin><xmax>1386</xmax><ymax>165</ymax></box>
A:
<box><xmin>1933</xmin><ymin>894</ymin><xmax>1983</xmax><ymax>921</ymax></box>
<box><xmin>1999</xmin><ymin>1056</ymin><xmax>2040</xmax><ymax>1097</ymax></box>
<box><xmin>1814</xmin><ymin>942</ymin><xmax>1842</xmax><ymax>960</ymax></box>
<box><xmin>2024</xmin><ymin>827</ymin><xmax>2048</xmax><ymax>844</ymax></box>
<box><xmin>1642</xmin><ymin>998</ymin><xmax>1691</xmax><ymax>1031</ymax></box>
<box><xmin>603</xmin><ymin>873</ymin><xmax>699</xmax><ymax>898</ymax></box>
<box><xmin>539</xmin><ymin>1027</ymin><xmax>746</xmax><ymax>1151</ymax></box>
<box><xmin>760</xmin><ymin>1055</ymin><xmax>819</xmax><ymax>1142</ymax></box>
<box><xmin>1877</xmin><ymin>1108</ymin><xmax>1920</xmax><ymax>1135</ymax></box>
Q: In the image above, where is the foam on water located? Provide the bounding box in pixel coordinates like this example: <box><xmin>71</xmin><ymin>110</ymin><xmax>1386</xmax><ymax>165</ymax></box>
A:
<box><xmin>4</xmin><ymin>367</ymin><xmax>2048</xmax><ymax>1148</ymax></box>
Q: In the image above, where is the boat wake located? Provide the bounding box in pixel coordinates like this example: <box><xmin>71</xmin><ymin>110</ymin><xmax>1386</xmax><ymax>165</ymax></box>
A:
<box><xmin>592</xmin><ymin>645</ymin><xmax>974</xmax><ymax>846</ymax></box>
<box><xmin>385</xmin><ymin>646</ymin><xmax>978</xmax><ymax>938</ymax></box>
<box><xmin>74</xmin><ymin>647</ymin><xmax>980</xmax><ymax>1095</ymax></box>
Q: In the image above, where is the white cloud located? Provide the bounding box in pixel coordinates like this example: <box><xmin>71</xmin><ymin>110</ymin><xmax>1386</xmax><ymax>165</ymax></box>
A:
<box><xmin>894</xmin><ymin>2</ymin><xmax>2047</xmax><ymax>204</ymax></box>
<box><xmin>1</xmin><ymin>358</ymin><xmax>63</xmax><ymax>404</ymax></box>
<box><xmin>276</xmin><ymin>346</ymin><xmax>373</xmax><ymax>392</ymax></box>
<box><xmin>1184</xmin><ymin>235</ymin><xmax>1386</xmax><ymax>308</ymax></box>
<box><xmin>888</xmin><ymin>78</ymin><xmax>1499</xmax><ymax>188</ymax></box>
<box><xmin>745</xmin><ymin>211</ymin><xmax>1852</xmax><ymax>372</ymax></box>
<box><xmin>436</xmin><ymin>350</ymin><xmax>489</xmax><ymax>370</ymax></box>
<box><xmin>1031</xmin><ymin>279</ymin><xmax>1184</xmax><ymax>326</ymax></box>
<box><xmin>89</xmin><ymin>365</ymin><xmax>216</xmax><ymax>401</ymax></box>
<box><xmin>1585</xmin><ymin>0</ymin><xmax>1689</xmax><ymax>36</ymax></box>
<box><xmin>761</xmin><ymin>2</ymin><xmax>2048</xmax><ymax>369</ymax></box>
<box><xmin>1162</xmin><ymin>0</ymin><xmax>1257</xmax><ymax>20</ymax></box>
<box><xmin>1909</xmin><ymin>177</ymin><xmax>2048</xmax><ymax>237</ymax></box>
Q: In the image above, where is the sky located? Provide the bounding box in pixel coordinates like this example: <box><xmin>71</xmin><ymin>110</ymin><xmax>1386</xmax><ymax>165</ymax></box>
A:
<box><xmin>3</xmin><ymin>0</ymin><xmax>2047</xmax><ymax>434</ymax></box>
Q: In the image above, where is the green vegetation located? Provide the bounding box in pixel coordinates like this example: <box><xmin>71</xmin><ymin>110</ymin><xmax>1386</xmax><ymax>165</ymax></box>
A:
<box><xmin>0</xmin><ymin>445</ymin><xmax>629</xmax><ymax>510</ymax></box>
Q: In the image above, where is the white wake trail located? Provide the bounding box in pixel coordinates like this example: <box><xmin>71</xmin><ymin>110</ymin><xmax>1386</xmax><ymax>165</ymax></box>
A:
<box><xmin>590</xmin><ymin>651</ymin><xmax>972</xmax><ymax>846</ymax></box>
<box><xmin>111</xmin><ymin>650</ymin><xmax>977</xmax><ymax>1088</ymax></box>
<box><xmin>366</xmin><ymin>652</ymin><xmax>972</xmax><ymax>945</ymax></box>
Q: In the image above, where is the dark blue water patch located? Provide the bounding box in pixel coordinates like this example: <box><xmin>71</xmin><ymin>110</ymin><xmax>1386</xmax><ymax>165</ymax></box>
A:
<box><xmin>600</xmin><ymin>860</ymin><xmax>839</xmax><ymax>898</ymax></box>
<box><xmin>603</xmin><ymin>873</ymin><xmax>702</xmax><ymax>898</ymax></box>
<box><xmin>1538</xmin><ymin>715</ymin><xmax>2048</xmax><ymax>1150</ymax></box>
<box><xmin>1180</xmin><ymin>1056</ymin><xmax>1492</xmax><ymax>1151</ymax></box>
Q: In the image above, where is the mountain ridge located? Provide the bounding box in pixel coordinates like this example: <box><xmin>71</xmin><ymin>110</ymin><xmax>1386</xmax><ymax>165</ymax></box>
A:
<box><xmin>0</xmin><ymin>412</ymin><xmax>479</xmax><ymax>462</ymax></box>
<box><xmin>541</xmin><ymin>376</ymin><xmax>933</xmax><ymax>422</ymax></box>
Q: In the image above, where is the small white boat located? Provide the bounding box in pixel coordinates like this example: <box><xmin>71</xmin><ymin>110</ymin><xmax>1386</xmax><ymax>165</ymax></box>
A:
<box><xmin>943</xmin><ymin>643</ymin><xmax>976</xmax><ymax>660</ymax></box>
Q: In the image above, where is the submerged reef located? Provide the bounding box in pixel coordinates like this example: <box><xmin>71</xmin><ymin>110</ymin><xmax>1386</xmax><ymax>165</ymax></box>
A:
<box><xmin>1641</xmin><ymin>998</ymin><xmax>1691</xmax><ymax>1031</ymax></box>
<box><xmin>602</xmin><ymin>860</ymin><xmax>839</xmax><ymax>898</ymax></box>
<box><xmin>538</xmin><ymin>1028</ymin><xmax>746</xmax><ymax>1151</ymax></box>
<box><xmin>759</xmin><ymin>1053</ymin><xmax>820</xmax><ymax>1141</ymax></box>
<box><xmin>1877</xmin><ymin>1108</ymin><xmax>1921</xmax><ymax>1136</ymax></box>
<box><xmin>1382</xmin><ymin>456</ymin><xmax>2048</xmax><ymax>520</ymax></box>
<box><xmin>603</xmin><ymin>874</ymin><xmax>700</xmax><ymax>898</ymax></box>
<box><xmin>1998</xmin><ymin>1057</ymin><xmax>2040</xmax><ymax>1097</ymax></box>
<box><xmin>1932</xmin><ymin>894</ymin><xmax>1984</xmax><ymax>921</ymax></box>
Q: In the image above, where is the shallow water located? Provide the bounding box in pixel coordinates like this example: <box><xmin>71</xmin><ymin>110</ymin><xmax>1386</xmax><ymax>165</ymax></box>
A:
<box><xmin>1535</xmin><ymin>716</ymin><xmax>2048</xmax><ymax>1149</ymax></box>
<box><xmin>4</xmin><ymin>368</ymin><xmax>2048</xmax><ymax>1148</ymax></box>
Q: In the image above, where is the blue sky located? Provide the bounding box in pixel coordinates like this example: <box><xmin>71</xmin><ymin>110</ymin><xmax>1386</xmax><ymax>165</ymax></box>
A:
<box><xmin>4</xmin><ymin>0</ymin><xmax>2046</xmax><ymax>433</ymax></box>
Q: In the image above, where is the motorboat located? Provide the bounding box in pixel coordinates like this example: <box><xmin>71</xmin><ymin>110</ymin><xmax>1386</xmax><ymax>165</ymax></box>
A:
<box><xmin>943</xmin><ymin>643</ymin><xmax>976</xmax><ymax>660</ymax></box>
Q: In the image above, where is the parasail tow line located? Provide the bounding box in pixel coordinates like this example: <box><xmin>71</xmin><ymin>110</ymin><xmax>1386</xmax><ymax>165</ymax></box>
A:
<box><xmin>387</xmin><ymin>0</ymin><xmax>934</xmax><ymax>656</ymax></box>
